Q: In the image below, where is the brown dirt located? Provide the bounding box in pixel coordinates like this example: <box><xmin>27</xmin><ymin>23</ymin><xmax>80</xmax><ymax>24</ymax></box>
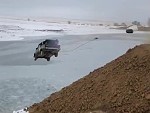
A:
<box><xmin>29</xmin><ymin>44</ymin><xmax>150</xmax><ymax>113</ymax></box>
<box><xmin>138</xmin><ymin>27</ymin><xmax>150</xmax><ymax>31</ymax></box>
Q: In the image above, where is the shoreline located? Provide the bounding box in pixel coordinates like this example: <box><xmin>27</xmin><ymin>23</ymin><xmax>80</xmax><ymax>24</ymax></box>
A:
<box><xmin>1</xmin><ymin>31</ymin><xmax>150</xmax><ymax>42</ymax></box>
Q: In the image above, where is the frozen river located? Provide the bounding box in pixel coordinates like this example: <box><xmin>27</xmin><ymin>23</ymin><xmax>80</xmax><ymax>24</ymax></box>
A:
<box><xmin>0</xmin><ymin>33</ymin><xmax>149</xmax><ymax>113</ymax></box>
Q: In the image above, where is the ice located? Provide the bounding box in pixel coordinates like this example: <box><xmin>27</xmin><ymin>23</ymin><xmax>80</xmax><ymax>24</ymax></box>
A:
<box><xmin>0</xmin><ymin>76</ymin><xmax>56</xmax><ymax>113</ymax></box>
<box><xmin>0</xmin><ymin>34</ymin><xmax>147</xmax><ymax>113</ymax></box>
<box><xmin>0</xmin><ymin>17</ymin><xmax>149</xmax><ymax>113</ymax></box>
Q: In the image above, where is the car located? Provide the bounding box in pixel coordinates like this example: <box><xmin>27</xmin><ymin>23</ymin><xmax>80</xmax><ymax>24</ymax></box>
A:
<box><xmin>126</xmin><ymin>29</ymin><xmax>133</xmax><ymax>33</ymax></box>
<box><xmin>34</xmin><ymin>39</ymin><xmax>60</xmax><ymax>61</ymax></box>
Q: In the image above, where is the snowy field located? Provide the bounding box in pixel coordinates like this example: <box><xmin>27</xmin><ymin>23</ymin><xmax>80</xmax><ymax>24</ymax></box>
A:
<box><xmin>0</xmin><ymin>17</ymin><xmax>128</xmax><ymax>41</ymax></box>
<box><xmin>0</xmin><ymin>18</ymin><xmax>150</xmax><ymax>113</ymax></box>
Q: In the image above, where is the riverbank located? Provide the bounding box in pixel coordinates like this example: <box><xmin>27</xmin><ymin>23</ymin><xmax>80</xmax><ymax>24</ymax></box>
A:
<box><xmin>29</xmin><ymin>44</ymin><xmax>150</xmax><ymax>113</ymax></box>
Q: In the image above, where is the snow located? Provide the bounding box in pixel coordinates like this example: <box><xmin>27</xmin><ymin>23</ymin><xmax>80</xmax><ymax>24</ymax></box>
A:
<box><xmin>13</xmin><ymin>108</ymin><xmax>29</xmax><ymax>113</ymax></box>
<box><xmin>127</xmin><ymin>25</ymin><xmax>138</xmax><ymax>31</ymax></box>
<box><xmin>0</xmin><ymin>17</ymin><xmax>126</xmax><ymax>41</ymax></box>
<box><xmin>0</xmin><ymin>18</ymin><xmax>62</xmax><ymax>41</ymax></box>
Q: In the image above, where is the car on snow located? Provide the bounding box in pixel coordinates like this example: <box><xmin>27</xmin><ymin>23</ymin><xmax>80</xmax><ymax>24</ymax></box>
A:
<box><xmin>126</xmin><ymin>29</ymin><xmax>133</xmax><ymax>33</ymax></box>
<box><xmin>34</xmin><ymin>39</ymin><xmax>60</xmax><ymax>61</ymax></box>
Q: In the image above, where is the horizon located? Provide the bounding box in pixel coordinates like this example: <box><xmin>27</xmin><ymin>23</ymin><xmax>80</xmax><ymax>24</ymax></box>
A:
<box><xmin>0</xmin><ymin>0</ymin><xmax>150</xmax><ymax>24</ymax></box>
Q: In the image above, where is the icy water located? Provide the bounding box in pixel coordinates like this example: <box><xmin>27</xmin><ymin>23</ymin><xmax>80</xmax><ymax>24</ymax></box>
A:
<box><xmin>0</xmin><ymin>33</ymin><xmax>149</xmax><ymax>113</ymax></box>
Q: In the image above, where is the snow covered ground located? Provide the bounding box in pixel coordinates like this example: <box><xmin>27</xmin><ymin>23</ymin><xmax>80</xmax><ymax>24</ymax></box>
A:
<box><xmin>0</xmin><ymin>17</ymin><xmax>127</xmax><ymax>41</ymax></box>
<box><xmin>13</xmin><ymin>108</ymin><xmax>29</xmax><ymax>113</ymax></box>
<box><xmin>0</xmin><ymin>17</ymin><xmax>150</xmax><ymax>113</ymax></box>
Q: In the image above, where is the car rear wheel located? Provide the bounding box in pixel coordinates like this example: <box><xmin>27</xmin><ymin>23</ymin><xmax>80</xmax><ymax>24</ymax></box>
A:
<box><xmin>34</xmin><ymin>54</ymin><xmax>37</xmax><ymax>61</ymax></box>
<box><xmin>34</xmin><ymin>57</ymin><xmax>37</xmax><ymax>61</ymax></box>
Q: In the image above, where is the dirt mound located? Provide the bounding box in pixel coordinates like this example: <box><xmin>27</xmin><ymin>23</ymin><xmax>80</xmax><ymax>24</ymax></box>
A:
<box><xmin>29</xmin><ymin>44</ymin><xmax>150</xmax><ymax>113</ymax></box>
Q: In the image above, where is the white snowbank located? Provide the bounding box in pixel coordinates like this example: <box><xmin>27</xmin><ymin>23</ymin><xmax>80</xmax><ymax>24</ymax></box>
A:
<box><xmin>0</xmin><ymin>18</ymin><xmax>125</xmax><ymax>41</ymax></box>
<box><xmin>127</xmin><ymin>25</ymin><xmax>138</xmax><ymax>31</ymax></box>
<box><xmin>0</xmin><ymin>18</ymin><xmax>63</xmax><ymax>41</ymax></box>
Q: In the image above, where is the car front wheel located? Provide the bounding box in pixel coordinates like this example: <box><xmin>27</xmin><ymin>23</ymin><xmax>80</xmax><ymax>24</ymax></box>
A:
<box><xmin>55</xmin><ymin>53</ymin><xmax>58</xmax><ymax>57</ymax></box>
<box><xmin>47</xmin><ymin>57</ymin><xmax>50</xmax><ymax>61</ymax></box>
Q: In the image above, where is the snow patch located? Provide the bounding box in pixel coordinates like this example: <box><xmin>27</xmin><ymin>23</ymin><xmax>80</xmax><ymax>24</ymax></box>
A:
<box><xmin>0</xmin><ymin>17</ymin><xmax>126</xmax><ymax>41</ymax></box>
<box><xmin>13</xmin><ymin>108</ymin><xmax>29</xmax><ymax>113</ymax></box>
<box><xmin>127</xmin><ymin>25</ymin><xmax>138</xmax><ymax>31</ymax></box>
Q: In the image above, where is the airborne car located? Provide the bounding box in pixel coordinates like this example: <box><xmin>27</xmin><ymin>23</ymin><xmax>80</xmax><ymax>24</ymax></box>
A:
<box><xmin>34</xmin><ymin>39</ymin><xmax>60</xmax><ymax>61</ymax></box>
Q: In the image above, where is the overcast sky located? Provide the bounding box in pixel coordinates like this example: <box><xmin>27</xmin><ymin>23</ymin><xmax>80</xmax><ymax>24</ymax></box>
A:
<box><xmin>0</xmin><ymin>0</ymin><xmax>150</xmax><ymax>23</ymax></box>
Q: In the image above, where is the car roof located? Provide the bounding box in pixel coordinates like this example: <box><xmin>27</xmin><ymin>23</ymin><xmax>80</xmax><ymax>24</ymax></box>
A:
<box><xmin>45</xmin><ymin>39</ymin><xmax>57</xmax><ymax>41</ymax></box>
<box><xmin>45</xmin><ymin>39</ymin><xmax>58</xmax><ymax>41</ymax></box>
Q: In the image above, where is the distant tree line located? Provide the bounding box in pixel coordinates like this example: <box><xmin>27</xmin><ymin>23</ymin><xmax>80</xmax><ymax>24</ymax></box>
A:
<box><xmin>132</xmin><ymin>21</ymin><xmax>141</xmax><ymax>26</ymax></box>
<box><xmin>113</xmin><ymin>18</ymin><xmax>150</xmax><ymax>27</ymax></box>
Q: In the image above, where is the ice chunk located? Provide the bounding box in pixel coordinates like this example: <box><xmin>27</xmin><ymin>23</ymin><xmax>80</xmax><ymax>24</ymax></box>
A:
<box><xmin>13</xmin><ymin>108</ymin><xmax>29</xmax><ymax>113</ymax></box>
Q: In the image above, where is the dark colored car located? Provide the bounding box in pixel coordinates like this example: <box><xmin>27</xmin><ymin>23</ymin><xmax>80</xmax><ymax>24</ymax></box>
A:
<box><xmin>126</xmin><ymin>29</ymin><xmax>133</xmax><ymax>33</ymax></box>
<box><xmin>34</xmin><ymin>39</ymin><xmax>60</xmax><ymax>61</ymax></box>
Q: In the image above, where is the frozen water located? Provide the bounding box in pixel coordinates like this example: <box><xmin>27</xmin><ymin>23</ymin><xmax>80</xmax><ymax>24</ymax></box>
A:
<box><xmin>0</xmin><ymin>33</ymin><xmax>149</xmax><ymax>113</ymax></box>
<box><xmin>0</xmin><ymin>78</ymin><xmax>56</xmax><ymax>113</ymax></box>
<box><xmin>0</xmin><ymin>18</ymin><xmax>149</xmax><ymax>113</ymax></box>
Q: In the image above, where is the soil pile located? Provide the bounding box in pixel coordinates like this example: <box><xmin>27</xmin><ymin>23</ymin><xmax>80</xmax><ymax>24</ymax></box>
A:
<box><xmin>29</xmin><ymin>44</ymin><xmax>150</xmax><ymax>113</ymax></box>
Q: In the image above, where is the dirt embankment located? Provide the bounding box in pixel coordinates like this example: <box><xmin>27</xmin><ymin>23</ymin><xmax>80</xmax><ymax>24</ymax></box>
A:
<box><xmin>29</xmin><ymin>44</ymin><xmax>150</xmax><ymax>113</ymax></box>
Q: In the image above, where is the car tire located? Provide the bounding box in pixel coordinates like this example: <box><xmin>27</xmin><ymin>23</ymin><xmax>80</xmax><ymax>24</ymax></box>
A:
<box><xmin>34</xmin><ymin>57</ymin><xmax>37</xmax><ymax>61</ymax></box>
<box><xmin>55</xmin><ymin>53</ymin><xmax>58</xmax><ymax>57</ymax></box>
<box><xmin>47</xmin><ymin>57</ymin><xmax>50</xmax><ymax>61</ymax></box>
